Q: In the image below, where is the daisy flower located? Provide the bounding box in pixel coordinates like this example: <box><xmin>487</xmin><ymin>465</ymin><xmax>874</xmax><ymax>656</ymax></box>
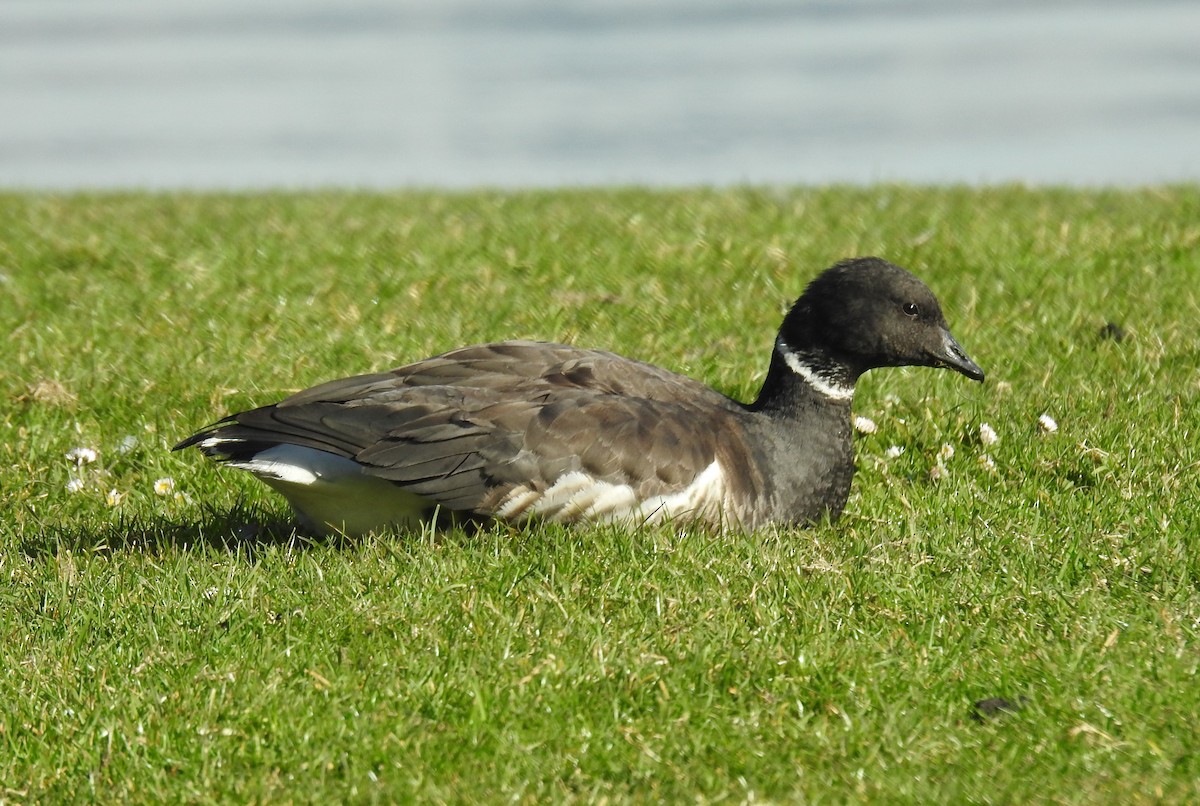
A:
<box><xmin>66</xmin><ymin>447</ymin><xmax>98</xmax><ymax>466</ymax></box>
<box><xmin>853</xmin><ymin>415</ymin><xmax>878</xmax><ymax>435</ymax></box>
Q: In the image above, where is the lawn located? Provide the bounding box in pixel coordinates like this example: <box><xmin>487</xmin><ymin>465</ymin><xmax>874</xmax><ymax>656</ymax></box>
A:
<box><xmin>1</xmin><ymin>186</ymin><xmax>1198</xmax><ymax>803</ymax></box>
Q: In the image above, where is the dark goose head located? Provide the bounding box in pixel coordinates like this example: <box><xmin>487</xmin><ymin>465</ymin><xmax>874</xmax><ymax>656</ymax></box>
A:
<box><xmin>771</xmin><ymin>257</ymin><xmax>984</xmax><ymax>399</ymax></box>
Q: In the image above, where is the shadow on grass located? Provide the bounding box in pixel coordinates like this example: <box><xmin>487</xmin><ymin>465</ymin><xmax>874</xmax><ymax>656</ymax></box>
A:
<box><xmin>17</xmin><ymin>499</ymin><xmax>347</xmax><ymax>561</ymax></box>
<box><xmin>18</xmin><ymin>499</ymin><xmax>516</xmax><ymax>562</ymax></box>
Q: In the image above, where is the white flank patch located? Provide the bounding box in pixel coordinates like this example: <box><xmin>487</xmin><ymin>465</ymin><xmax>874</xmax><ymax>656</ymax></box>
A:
<box><xmin>634</xmin><ymin>461</ymin><xmax>728</xmax><ymax>525</ymax></box>
<box><xmin>580</xmin><ymin>484</ymin><xmax>640</xmax><ymax>520</ymax></box>
<box><xmin>775</xmin><ymin>339</ymin><xmax>854</xmax><ymax>402</ymax></box>
<box><xmin>493</xmin><ymin>487</ymin><xmax>542</xmax><ymax>520</ymax></box>
<box><xmin>495</xmin><ymin>460</ymin><xmax>729</xmax><ymax>527</ymax></box>
<box><xmin>527</xmin><ymin>472</ymin><xmax>599</xmax><ymax>518</ymax></box>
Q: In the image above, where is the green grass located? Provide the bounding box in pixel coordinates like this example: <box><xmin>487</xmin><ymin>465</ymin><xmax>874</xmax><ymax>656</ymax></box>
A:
<box><xmin>1</xmin><ymin>186</ymin><xmax>1198</xmax><ymax>803</ymax></box>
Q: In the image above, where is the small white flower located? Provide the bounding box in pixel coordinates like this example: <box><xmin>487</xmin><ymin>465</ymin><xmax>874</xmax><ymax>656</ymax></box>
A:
<box><xmin>153</xmin><ymin>477</ymin><xmax>175</xmax><ymax>496</ymax></box>
<box><xmin>979</xmin><ymin>423</ymin><xmax>999</xmax><ymax>446</ymax></box>
<box><xmin>884</xmin><ymin>445</ymin><xmax>905</xmax><ymax>459</ymax></box>
<box><xmin>1038</xmin><ymin>413</ymin><xmax>1059</xmax><ymax>434</ymax></box>
<box><xmin>929</xmin><ymin>464</ymin><xmax>947</xmax><ymax>482</ymax></box>
<box><xmin>938</xmin><ymin>443</ymin><xmax>955</xmax><ymax>462</ymax></box>
<box><xmin>978</xmin><ymin>454</ymin><xmax>996</xmax><ymax>471</ymax></box>
<box><xmin>66</xmin><ymin>477</ymin><xmax>86</xmax><ymax>493</ymax></box>
<box><xmin>105</xmin><ymin>488</ymin><xmax>123</xmax><ymax>507</ymax></box>
<box><xmin>116</xmin><ymin>435</ymin><xmax>139</xmax><ymax>455</ymax></box>
<box><xmin>66</xmin><ymin>447</ymin><xmax>98</xmax><ymax>466</ymax></box>
<box><xmin>853</xmin><ymin>415</ymin><xmax>878</xmax><ymax>435</ymax></box>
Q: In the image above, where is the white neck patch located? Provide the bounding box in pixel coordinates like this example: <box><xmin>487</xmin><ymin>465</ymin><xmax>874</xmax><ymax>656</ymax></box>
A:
<box><xmin>775</xmin><ymin>338</ymin><xmax>854</xmax><ymax>402</ymax></box>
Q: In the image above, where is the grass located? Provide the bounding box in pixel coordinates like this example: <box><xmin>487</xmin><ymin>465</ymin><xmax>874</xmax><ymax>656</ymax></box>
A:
<box><xmin>1</xmin><ymin>185</ymin><xmax>1198</xmax><ymax>803</ymax></box>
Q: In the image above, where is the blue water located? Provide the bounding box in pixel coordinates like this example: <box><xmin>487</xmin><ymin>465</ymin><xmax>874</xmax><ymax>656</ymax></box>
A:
<box><xmin>3</xmin><ymin>0</ymin><xmax>1198</xmax><ymax>189</ymax></box>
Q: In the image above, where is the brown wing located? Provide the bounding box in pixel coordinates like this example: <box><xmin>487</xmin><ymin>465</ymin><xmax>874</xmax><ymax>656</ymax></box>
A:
<box><xmin>178</xmin><ymin>341</ymin><xmax>759</xmax><ymax>514</ymax></box>
<box><xmin>283</xmin><ymin>340</ymin><xmax>740</xmax><ymax>408</ymax></box>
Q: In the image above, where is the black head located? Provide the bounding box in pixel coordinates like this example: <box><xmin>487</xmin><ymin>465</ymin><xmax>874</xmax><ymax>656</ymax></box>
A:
<box><xmin>779</xmin><ymin>257</ymin><xmax>984</xmax><ymax>382</ymax></box>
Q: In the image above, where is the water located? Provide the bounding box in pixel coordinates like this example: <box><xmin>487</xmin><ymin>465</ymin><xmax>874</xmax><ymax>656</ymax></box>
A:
<box><xmin>3</xmin><ymin>0</ymin><xmax>1198</xmax><ymax>189</ymax></box>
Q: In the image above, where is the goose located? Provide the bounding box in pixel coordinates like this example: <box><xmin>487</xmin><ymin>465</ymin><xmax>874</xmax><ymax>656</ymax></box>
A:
<box><xmin>175</xmin><ymin>257</ymin><xmax>984</xmax><ymax>535</ymax></box>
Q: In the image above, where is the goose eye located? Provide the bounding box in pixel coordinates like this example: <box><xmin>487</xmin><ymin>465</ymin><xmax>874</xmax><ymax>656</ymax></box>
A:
<box><xmin>902</xmin><ymin>302</ymin><xmax>920</xmax><ymax>317</ymax></box>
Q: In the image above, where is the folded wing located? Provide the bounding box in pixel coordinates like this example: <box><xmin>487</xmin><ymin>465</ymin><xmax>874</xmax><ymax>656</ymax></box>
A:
<box><xmin>176</xmin><ymin>341</ymin><xmax>761</xmax><ymax>522</ymax></box>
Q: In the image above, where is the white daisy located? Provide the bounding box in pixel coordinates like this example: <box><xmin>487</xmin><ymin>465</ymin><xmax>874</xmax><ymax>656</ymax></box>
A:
<box><xmin>853</xmin><ymin>415</ymin><xmax>878</xmax><ymax>435</ymax></box>
<box><xmin>884</xmin><ymin>445</ymin><xmax>905</xmax><ymax>459</ymax></box>
<box><xmin>66</xmin><ymin>447</ymin><xmax>98</xmax><ymax>466</ymax></box>
<box><xmin>1038</xmin><ymin>413</ymin><xmax>1059</xmax><ymax>434</ymax></box>
<box><xmin>979</xmin><ymin>422</ymin><xmax>999</xmax><ymax>446</ymax></box>
<box><xmin>153</xmin><ymin>477</ymin><xmax>176</xmax><ymax>496</ymax></box>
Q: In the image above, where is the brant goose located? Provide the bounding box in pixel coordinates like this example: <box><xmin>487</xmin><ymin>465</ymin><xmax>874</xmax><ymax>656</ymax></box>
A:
<box><xmin>175</xmin><ymin>257</ymin><xmax>983</xmax><ymax>535</ymax></box>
